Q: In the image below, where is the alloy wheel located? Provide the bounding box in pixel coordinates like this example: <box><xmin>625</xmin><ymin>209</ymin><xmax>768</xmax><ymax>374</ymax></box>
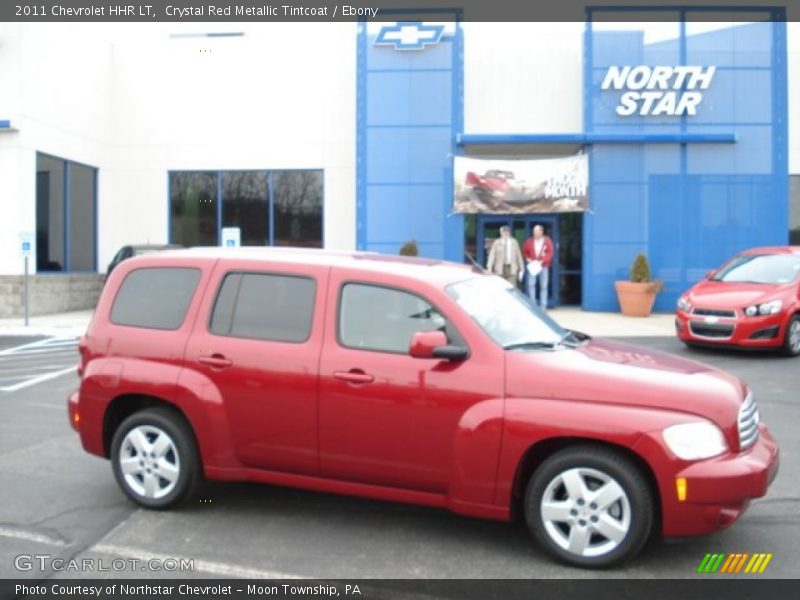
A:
<box><xmin>539</xmin><ymin>467</ymin><xmax>632</xmax><ymax>558</ymax></box>
<box><xmin>118</xmin><ymin>425</ymin><xmax>181</xmax><ymax>500</ymax></box>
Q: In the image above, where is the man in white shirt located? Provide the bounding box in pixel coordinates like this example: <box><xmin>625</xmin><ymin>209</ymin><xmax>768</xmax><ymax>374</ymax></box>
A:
<box><xmin>487</xmin><ymin>226</ymin><xmax>524</xmax><ymax>287</ymax></box>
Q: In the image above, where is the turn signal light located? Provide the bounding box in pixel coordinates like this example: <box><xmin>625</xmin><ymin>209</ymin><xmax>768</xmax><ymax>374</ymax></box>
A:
<box><xmin>676</xmin><ymin>477</ymin><xmax>687</xmax><ymax>502</ymax></box>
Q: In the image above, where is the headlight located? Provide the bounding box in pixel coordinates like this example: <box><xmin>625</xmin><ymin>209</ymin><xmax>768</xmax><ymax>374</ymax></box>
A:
<box><xmin>662</xmin><ymin>421</ymin><xmax>728</xmax><ymax>460</ymax></box>
<box><xmin>758</xmin><ymin>300</ymin><xmax>782</xmax><ymax>315</ymax></box>
<box><xmin>677</xmin><ymin>296</ymin><xmax>692</xmax><ymax>312</ymax></box>
<box><xmin>744</xmin><ymin>300</ymin><xmax>782</xmax><ymax>316</ymax></box>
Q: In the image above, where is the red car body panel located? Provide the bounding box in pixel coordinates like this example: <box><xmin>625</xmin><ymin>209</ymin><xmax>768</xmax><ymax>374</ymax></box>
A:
<box><xmin>70</xmin><ymin>248</ymin><xmax>779</xmax><ymax>538</ymax></box>
<box><xmin>676</xmin><ymin>246</ymin><xmax>800</xmax><ymax>349</ymax></box>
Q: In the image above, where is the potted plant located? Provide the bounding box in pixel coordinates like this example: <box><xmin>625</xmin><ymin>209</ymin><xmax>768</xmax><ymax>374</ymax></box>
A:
<box><xmin>614</xmin><ymin>253</ymin><xmax>664</xmax><ymax>317</ymax></box>
<box><xmin>399</xmin><ymin>240</ymin><xmax>419</xmax><ymax>256</ymax></box>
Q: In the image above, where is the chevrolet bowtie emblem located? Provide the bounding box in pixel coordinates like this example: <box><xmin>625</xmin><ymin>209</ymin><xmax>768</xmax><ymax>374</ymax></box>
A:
<box><xmin>374</xmin><ymin>22</ymin><xmax>446</xmax><ymax>51</ymax></box>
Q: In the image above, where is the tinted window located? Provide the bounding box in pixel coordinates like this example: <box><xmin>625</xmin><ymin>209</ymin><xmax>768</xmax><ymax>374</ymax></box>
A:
<box><xmin>210</xmin><ymin>273</ymin><xmax>315</xmax><ymax>343</ymax></box>
<box><xmin>111</xmin><ymin>268</ymin><xmax>201</xmax><ymax>330</ymax></box>
<box><xmin>339</xmin><ymin>284</ymin><xmax>450</xmax><ymax>354</ymax></box>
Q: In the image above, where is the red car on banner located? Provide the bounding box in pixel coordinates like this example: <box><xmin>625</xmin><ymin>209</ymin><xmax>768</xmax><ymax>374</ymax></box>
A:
<box><xmin>676</xmin><ymin>246</ymin><xmax>800</xmax><ymax>355</ymax></box>
<box><xmin>465</xmin><ymin>169</ymin><xmax>521</xmax><ymax>201</ymax></box>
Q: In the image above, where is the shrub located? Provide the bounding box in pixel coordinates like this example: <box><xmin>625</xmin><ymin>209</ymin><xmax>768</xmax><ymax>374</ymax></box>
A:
<box><xmin>629</xmin><ymin>253</ymin><xmax>664</xmax><ymax>292</ymax></box>
<box><xmin>399</xmin><ymin>240</ymin><xmax>419</xmax><ymax>256</ymax></box>
<box><xmin>630</xmin><ymin>253</ymin><xmax>651</xmax><ymax>283</ymax></box>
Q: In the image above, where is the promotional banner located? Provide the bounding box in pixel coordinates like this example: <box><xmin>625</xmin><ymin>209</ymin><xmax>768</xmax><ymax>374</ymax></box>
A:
<box><xmin>454</xmin><ymin>154</ymin><xmax>589</xmax><ymax>214</ymax></box>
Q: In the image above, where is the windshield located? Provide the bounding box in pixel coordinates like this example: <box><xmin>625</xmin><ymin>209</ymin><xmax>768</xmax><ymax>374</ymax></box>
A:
<box><xmin>711</xmin><ymin>254</ymin><xmax>800</xmax><ymax>284</ymax></box>
<box><xmin>446</xmin><ymin>276</ymin><xmax>570</xmax><ymax>349</ymax></box>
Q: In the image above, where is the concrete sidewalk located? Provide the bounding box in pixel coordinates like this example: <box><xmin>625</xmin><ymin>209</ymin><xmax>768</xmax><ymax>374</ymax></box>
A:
<box><xmin>0</xmin><ymin>309</ymin><xmax>94</xmax><ymax>338</ymax></box>
<box><xmin>0</xmin><ymin>307</ymin><xmax>676</xmax><ymax>339</ymax></box>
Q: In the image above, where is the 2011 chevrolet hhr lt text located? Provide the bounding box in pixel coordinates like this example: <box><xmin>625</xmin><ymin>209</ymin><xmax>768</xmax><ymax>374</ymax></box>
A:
<box><xmin>68</xmin><ymin>248</ymin><xmax>779</xmax><ymax>567</ymax></box>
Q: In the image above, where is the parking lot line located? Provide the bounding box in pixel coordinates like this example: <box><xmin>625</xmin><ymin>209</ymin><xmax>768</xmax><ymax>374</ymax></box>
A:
<box><xmin>91</xmin><ymin>543</ymin><xmax>307</xmax><ymax>579</ymax></box>
<box><xmin>0</xmin><ymin>526</ymin><xmax>67</xmax><ymax>547</ymax></box>
<box><xmin>0</xmin><ymin>365</ymin><xmax>76</xmax><ymax>392</ymax></box>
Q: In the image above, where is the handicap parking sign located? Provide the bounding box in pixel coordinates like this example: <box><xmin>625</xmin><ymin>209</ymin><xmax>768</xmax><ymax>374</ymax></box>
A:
<box><xmin>19</xmin><ymin>232</ymin><xmax>34</xmax><ymax>257</ymax></box>
<box><xmin>221</xmin><ymin>227</ymin><xmax>241</xmax><ymax>248</ymax></box>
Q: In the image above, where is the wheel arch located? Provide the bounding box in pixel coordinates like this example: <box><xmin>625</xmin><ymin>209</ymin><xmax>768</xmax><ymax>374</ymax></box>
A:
<box><xmin>103</xmin><ymin>394</ymin><xmax>195</xmax><ymax>458</ymax></box>
<box><xmin>509</xmin><ymin>437</ymin><xmax>662</xmax><ymax>537</ymax></box>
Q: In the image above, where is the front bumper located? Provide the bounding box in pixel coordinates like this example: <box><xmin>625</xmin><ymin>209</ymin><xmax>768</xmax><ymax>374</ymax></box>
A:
<box><xmin>635</xmin><ymin>425</ymin><xmax>779</xmax><ymax>537</ymax></box>
<box><xmin>675</xmin><ymin>309</ymin><xmax>785</xmax><ymax>348</ymax></box>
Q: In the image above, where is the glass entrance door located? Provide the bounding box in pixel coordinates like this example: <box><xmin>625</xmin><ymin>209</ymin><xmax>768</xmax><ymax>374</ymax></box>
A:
<box><xmin>476</xmin><ymin>214</ymin><xmax>582</xmax><ymax>308</ymax></box>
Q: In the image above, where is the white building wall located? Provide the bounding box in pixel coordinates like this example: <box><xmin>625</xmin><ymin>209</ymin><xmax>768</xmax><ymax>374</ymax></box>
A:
<box><xmin>463</xmin><ymin>22</ymin><xmax>584</xmax><ymax>134</ymax></box>
<box><xmin>788</xmin><ymin>21</ymin><xmax>800</xmax><ymax>175</ymax></box>
<box><xmin>0</xmin><ymin>22</ymin><xmax>357</xmax><ymax>275</ymax></box>
<box><xmin>0</xmin><ymin>23</ymin><xmax>114</xmax><ymax>275</ymax></box>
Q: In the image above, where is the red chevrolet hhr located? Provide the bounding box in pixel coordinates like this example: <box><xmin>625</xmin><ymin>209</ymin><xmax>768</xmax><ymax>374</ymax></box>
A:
<box><xmin>69</xmin><ymin>248</ymin><xmax>779</xmax><ymax>568</ymax></box>
<box><xmin>676</xmin><ymin>246</ymin><xmax>800</xmax><ymax>355</ymax></box>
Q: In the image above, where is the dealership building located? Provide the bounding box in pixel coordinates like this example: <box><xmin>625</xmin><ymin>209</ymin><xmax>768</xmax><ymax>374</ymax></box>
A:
<box><xmin>1</xmin><ymin>13</ymin><xmax>799</xmax><ymax>315</ymax></box>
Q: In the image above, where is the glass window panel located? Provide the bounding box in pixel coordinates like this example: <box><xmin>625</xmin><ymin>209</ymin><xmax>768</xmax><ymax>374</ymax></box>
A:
<box><xmin>559</xmin><ymin>213</ymin><xmax>583</xmax><ymax>272</ymax></box>
<box><xmin>222</xmin><ymin>172</ymin><xmax>269</xmax><ymax>246</ymax></box>
<box><xmin>36</xmin><ymin>154</ymin><xmax>66</xmax><ymax>272</ymax></box>
<box><xmin>273</xmin><ymin>170</ymin><xmax>323</xmax><ymax>248</ymax></box>
<box><xmin>111</xmin><ymin>268</ymin><xmax>201</xmax><ymax>330</ymax></box>
<box><xmin>170</xmin><ymin>172</ymin><xmax>218</xmax><ymax>246</ymax></box>
<box><xmin>339</xmin><ymin>284</ymin><xmax>448</xmax><ymax>354</ymax></box>
<box><xmin>214</xmin><ymin>273</ymin><xmax>316</xmax><ymax>343</ymax></box>
<box><xmin>68</xmin><ymin>162</ymin><xmax>97</xmax><ymax>271</ymax></box>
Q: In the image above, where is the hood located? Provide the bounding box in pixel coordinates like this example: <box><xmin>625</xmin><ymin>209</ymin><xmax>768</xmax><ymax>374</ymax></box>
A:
<box><xmin>687</xmin><ymin>279</ymin><xmax>791</xmax><ymax>309</ymax></box>
<box><xmin>505</xmin><ymin>338</ymin><xmax>745</xmax><ymax>439</ymax></box>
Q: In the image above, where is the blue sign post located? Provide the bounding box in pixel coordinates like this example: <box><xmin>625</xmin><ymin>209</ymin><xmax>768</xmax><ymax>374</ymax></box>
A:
<box><xmin>19</xmin><ymin>232</ymin><xmax>34</xmax><ymax>327</ymax></box>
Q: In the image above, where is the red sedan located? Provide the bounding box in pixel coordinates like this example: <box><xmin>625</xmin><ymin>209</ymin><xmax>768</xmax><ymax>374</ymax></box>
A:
<box><xmin>676</xmin><ymin>246</ymin><xmax>800</xmax><ymax>355</ymax></box>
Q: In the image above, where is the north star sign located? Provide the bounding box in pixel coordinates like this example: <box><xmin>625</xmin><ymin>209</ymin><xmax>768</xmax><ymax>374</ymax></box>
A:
<box><xmin>601</xmin><ymin>65</ymin><xmax>716</xmax><ymax>116</ymax></box>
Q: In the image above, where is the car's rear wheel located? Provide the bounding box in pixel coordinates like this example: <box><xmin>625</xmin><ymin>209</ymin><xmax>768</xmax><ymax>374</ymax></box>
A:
<box><xmin>111</xmin><ymin>408</ymin><xmax>201</xmax><ymax>509</ymax></box>
<box><xmin>783</xmin><ymin>315</ymin><xmax>800</xmax><ymax>357</ymax></box>
<box><xmin>524</xmin><ymin>445</ymin><xmax>654</xmax><ymax>568</ymax></box>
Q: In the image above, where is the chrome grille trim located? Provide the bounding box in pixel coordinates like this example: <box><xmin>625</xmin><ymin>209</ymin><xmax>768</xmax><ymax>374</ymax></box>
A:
<box><xmin>738</xmin><ymin>392</ymin><xmax>760</xmax><ymax>451</ymax></box>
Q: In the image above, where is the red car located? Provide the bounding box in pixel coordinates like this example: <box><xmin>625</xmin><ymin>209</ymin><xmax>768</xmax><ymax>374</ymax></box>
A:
<box><xmin>465</xmin><ymin>169</ymin><xmax>518</xmax><ymax>200</ymax></box>
<box><xmin>69</xmin><ymin>248</ymin><xmax>778</xmax><ymax>568</ymax></box>
<box><xmin>676</xmin><ymin>246</ymin><xmax>800</xmax><ymax>356</ymax></box>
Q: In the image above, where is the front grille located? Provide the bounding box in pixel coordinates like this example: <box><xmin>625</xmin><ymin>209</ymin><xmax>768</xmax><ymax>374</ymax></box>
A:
<box><xmin>693</xmin><ymin>308</ymin><xmax>736</xmax><ymax>318</ymax></box>
<box><xmin>689</xmin><ymin>322</ymin><xmax>734</xmax><ymax>339</ymax></box>
<box><xmin>738</xmin><ymin>392</ymin><xmax>760</xmax><ymax>451</ymax></box>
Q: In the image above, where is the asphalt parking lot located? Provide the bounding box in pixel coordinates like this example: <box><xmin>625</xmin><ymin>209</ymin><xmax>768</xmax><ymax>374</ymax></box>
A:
<box><xmin>0</xmin><ymin>335</ymin><xmax>797</xmax><ymax>585</ymax></box>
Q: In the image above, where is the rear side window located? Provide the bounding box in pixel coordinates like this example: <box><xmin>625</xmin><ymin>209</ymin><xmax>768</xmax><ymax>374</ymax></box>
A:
<box><xmin>110</xmin><ymin>267</ymin><xmax>201</xmax><ymax>330</ymax></box>
<box><xmin>210</xmin><ymin>272</ymin><xmax>316</xmax><ymax>343</ymax></box>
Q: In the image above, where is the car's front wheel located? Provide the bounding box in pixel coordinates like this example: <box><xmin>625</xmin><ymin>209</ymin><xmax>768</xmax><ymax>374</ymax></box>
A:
<box><xmin>783</xmin><ymin>315</ymin><xmax>800</xmax><ymax>357</ymax></box>
<box><xmin>524</xmin><ymin>445</ymin><xmax>654</xmax><ymax>568</ymax></box>
<box><xmin>111</xmin><ymin>408</ymin><xmax>202</xmax><ymax>509</ymax></box>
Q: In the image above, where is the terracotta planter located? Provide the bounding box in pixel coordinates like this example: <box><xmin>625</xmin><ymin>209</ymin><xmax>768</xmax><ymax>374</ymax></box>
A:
<box><xmin>614</xmin><ymin>281</ymin><xmax>658</xmax><ymax>317</ymax></box>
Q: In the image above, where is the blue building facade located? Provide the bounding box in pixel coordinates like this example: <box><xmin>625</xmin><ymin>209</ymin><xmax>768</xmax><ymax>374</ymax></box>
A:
<box><xmin>358</xmin><ymin>14</ymin><xmax>789</xmax><ymax>312</ymax></box>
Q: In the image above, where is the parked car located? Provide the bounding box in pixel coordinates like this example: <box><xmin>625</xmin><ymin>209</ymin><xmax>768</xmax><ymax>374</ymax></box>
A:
<box><xmin>106</xmin><ymin>244</ymin><xmax>181</xmax><ymax>278</ymax></box>
<box><xmin>69</xmin><ymin>248</ymin><xmax>779</xmax><ymax>568</ymax></box>
<box><xmin>464</xmin><ymin>169</ymin><xmax>524</xmax><ymax>203</ymax></box>
<box><xmin>676</xmin><ymin>246</ymin><xmax>800</xmax><ymax>356</ymax></box>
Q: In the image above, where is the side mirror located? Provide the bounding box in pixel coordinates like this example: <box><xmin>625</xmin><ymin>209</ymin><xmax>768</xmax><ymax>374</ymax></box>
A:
<box><xmin>705</xmin><ymin>270</ymin><xmax>715</xmax><ymax>279</ymax></box>
<box><xmin>409</xmin><ymin>331</ymin><xmax>468</xmax><ymax>361</ymax></box>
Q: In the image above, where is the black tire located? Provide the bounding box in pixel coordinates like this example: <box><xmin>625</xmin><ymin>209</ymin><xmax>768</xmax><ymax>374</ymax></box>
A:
<box><xmin>524</xmin><ymin>445</ymin><xmax>654</xmax><ymax>568</ymax></box>
<box><xmin>782</xmin><ymin>315</ymin><xmax>800</xmax><ymax>357</ymax></box>
<box><xmin>110</xmin><ymin>408</ymin><xmax>202</xmax><ymax>509</ymax></box>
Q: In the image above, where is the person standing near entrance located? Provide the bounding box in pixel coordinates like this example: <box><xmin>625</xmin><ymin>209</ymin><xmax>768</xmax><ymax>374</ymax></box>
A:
<box><xmin>523</xmin><ymin>224</ymin><xmax>554</xmax><ymax>309</ymax></box>
<box><xmin>487</xmin><ymin>225</ymin><xmax>524</xmax><ymax>287</ymax></box>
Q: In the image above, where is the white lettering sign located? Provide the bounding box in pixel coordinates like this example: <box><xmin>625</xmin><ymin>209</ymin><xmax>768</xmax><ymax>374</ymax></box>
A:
<box><xmin>601</xmin><ymin>65</ymin><xmax>716</xmax><ymax>116</ymax></box>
